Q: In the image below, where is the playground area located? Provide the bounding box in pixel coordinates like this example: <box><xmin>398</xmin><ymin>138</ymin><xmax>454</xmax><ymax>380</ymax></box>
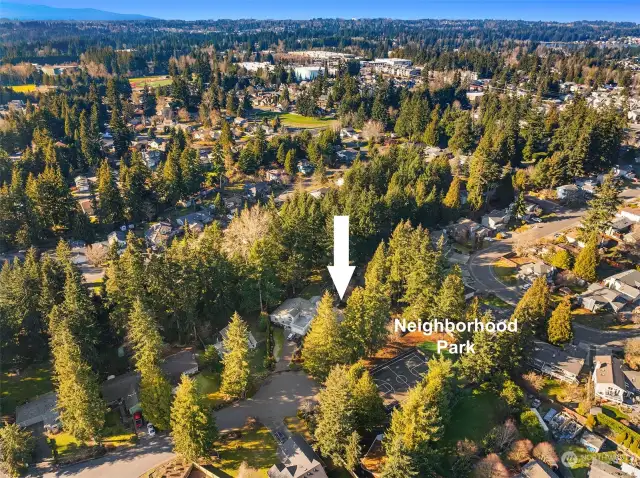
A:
<box><xmin>371</xmin><ymin>349</ymin><xmax>429</xmax><ymax>406</ymax></box>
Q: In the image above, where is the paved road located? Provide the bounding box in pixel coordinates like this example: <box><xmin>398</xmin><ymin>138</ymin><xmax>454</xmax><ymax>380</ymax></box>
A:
<box><xmin>468</xmin><ymin>185</ymin><xmax>640</xmax><ymax>347</ymax></box>
<box><xmin>32</xmin><ymin>435</ymin><xmax>174</xmax><ymax>478</ymax></box>
<box><xmin>214</xmin><ymin>370</ymin><xmax>319</xmax><ymax>431</ymax></box>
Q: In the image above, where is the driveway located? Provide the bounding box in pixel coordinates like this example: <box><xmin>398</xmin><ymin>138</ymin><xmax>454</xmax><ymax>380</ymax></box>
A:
<box><xmin>214</xmin><ymin>370</ymin><xmax>319</xmax><ymax>431</ymax></box>
<box><xmin>31</xmin><ymin>435</ymin><xmax>174</xmax><ymax>478</ymax></box>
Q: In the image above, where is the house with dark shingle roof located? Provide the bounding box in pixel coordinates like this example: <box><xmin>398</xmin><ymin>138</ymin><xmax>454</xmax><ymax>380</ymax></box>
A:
<box><xmin>268</xmin><ymin>434</ymin><xmax>327</xmax><ymax>478</ymax></box>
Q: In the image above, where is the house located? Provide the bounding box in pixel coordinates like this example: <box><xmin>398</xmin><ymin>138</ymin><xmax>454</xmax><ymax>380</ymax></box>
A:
<box><xmin>15</xmin><ymin>392</ymin><xmax>59</xmax><ymax>429</ymax></box>
<box><xmin>605</xmin><ymin>217</ymin><xmax>634</xmax><ymax>238</ymax></box>
<box><xmin>142</xmin><ymin>149</ymin><xmax>162</xmax><ymax>169</ymax></box>
<box><xmin>297</xmin><ymin>160</ymin><xmax>314</xmax><ymax>176</ymax></box>
<box><xmin>517</xmin><ymin>460</ymin><xmax>559</xmax><ymax>478</ymax></box>
<box><xmin>621</xmin><ymin>464</ymin><xmax>640</xmax><ymax>478</ymax></box>
<box><xmin>336</xmin><ymin>148</ymin><xmax>359</xmax><ymax>164</ymax></box>
<box><xmin>518</xmin><ymin>262</ymin><xmax>555</xmax><ymax>284</ymax></box>
<box><xmin>78</xmin><ymin>198</ymin><xmax>95</xmax><ymax>217</ymax></box>
<box><xmin>580</xmin><ymin>430</ymin><xmax>606</xmax><ymax>453</ymax></box>
<box><xmin>481</xmin><ymin>208</ymin><xmax>511</xmax><ymax>230</ymax></box>
<box><xmin>233</xmin><ymin>117</ymin><xmax>247</xmax><ymax>126</ymax></box>
<box><xmin>268</xmin><ymin>434</ymin><xmax>327</xmax><ymax>478</ymax></box>
<box><xmin>244</xmin><ymin>182</ymin><xmax>270</xmax><ymax>199</ymax></box>
<box><xmin>148</xmin><ymin>139</ymin><xmax>166</xmax><ymax>152</ymax></box>
<box><xmin>145</xmin><ymin>221</ymin><xmax>174</xmax><ymax>250</ymax></box>
<box><xmin>603</xmin><ymin>270</ymin><xmax>640</xmax><ymax>303</ymax></box>
<box><xmin>213</xmin><ymin>324</ymin><xmax>258</xmax><ymax>356</ymax></box>
<box><xmin>339</xmin><ymin>127</ymin><xmax>360</xmax><ymax>141</ymax></box>
<box><xmin>448</xmin><ymin>218</ymin><xmax>489</xmax><ymax>247</ymax></box>
<box><xmin>556</xmin><ymin>184</ymin><xmax>580</xmax><ymax>200</ymax></box>
<box><xmin>270</xmin><ymin>296</ymin><xmax>322</xmax><ymax>337</ymax></box>
<box><xmin>309</xmin><ymin>188</ymin><xmax>329</xmax><ymax>199</ymax></box>
<box><xmin>619</xmin><ymin>207</ymin><xmax>640</xmax><ymax>223</ymax></box>
<box><xmin>266</xmin><ymin>169</ymin><xmax>286</xmax><ymax>183</ymax></box>
<box><xmin>623</xmin><ymin>226</ymin><xmax>640</xmax><ymax>245</ymax></box>
<box><xmin>176</xmin><ymin>211</ymin><xmax>213</xmax><ymax>229</ymax></box>
<box><xmin>593</xmin><ymin>353</ymin><xmax>632</xmax><ymax>404</ymax></box>
<box><xmin>74</xmin><ymin>175</ymin><xmax>90</xmax><ymax>193</ymax></box>
<box><xmin>108</xmin><ymin>231</ymin><xmax>127</xmax><ymax>249</ymax></box>
<box><xmin>223</xmin><ymin>195</ymin><xmax>243</xmax><ymax>214</ymax></box>
<box><xmin>527</xmin><ymin>341</ymin><xmax>585</xmax><ymax>383</ymax></box>
<box><xmin>565</xmin><ymin>231</ymin><xmax>586</xmax><ymax>249</ymax></box>
<box><xmin>579</xmin><ymin>283</ymin><xmax>628</xmax><ymax>313</ymax></box>
<box><xmin>589</xmin><ymin>458</ymin><xmax>634</xmax><ymax>478</ymax></box>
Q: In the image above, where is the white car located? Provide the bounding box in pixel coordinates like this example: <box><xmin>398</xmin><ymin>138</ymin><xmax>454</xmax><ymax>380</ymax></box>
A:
<box><xmin>532</xmin><ymin>217</ymin><xmax>542</xmax><ymax>223</ymax></box>
<box><xmin>146</xmin><ymin>423</ymin><xmax>156</xmax><ymax>437</ymax></box>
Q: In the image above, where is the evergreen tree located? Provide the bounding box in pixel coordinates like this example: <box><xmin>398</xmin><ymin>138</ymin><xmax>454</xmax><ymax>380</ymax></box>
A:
<box><xmin>581</xmin><ymin>174</ymin><xmax>622</xmax><ymax>237</ymax></box>
<box><xmin>171</xmin><ymin>375</ymin><xmax>218</xmax><ymax>462</ymax></box>
<box><xmin>0</xmin><ymin>423</ymin><xmax>34</xmax><ymax>478</ymax></box>
<box><xmin>547</xmin><ymin>297</ymin><xmax>573</xmax><ymax>345</ymax></box>
<box><xmin>342</xmin><ymin>286</ymin><xmax>389</xmax><ymax>361</ymax></box>
<box><xmin>512</xmin><ymin>276</ymin><xmax>551</xmax><ymax>334</ymax></box>
<box><xmin>436</xmin><ymin>266</ymin><xmax>466</xmax><ymax>322</ymax></box>
<box><xmin>302</xmin><ymin>291</ymin><xmax>346</xmax><ymax>380</ymax></box>
<box><xmin>128</xmin><ymin>300</ymin><xmax>172</xmax><ymax>430</ymax></box>
<box><xmin>220</xmin><ymin>312</ymin><xmax>251</xmax><ymax>399</ymax></box>
<box><xmin>448</xmin><ymin>113</ymin><xmax>474</xmax><ymax>154</ymax></box>
<box><xmin>423</xmin><ymin>106</ymin><xmax>441</xmax><ymax>147</ymax></box>
<box><xmin>442</xmin><ymin>176</ymin><xmax>462</xmax><ymax>223</ymax></box>
<box><xmin>550</xmin><ymin>248</ymin><xmax>573</xmax><ymax>270</ymax></box>
<box><xmin>386</xmin><ymin>356</ymin><xmax>453</xmax><ymax>451</ymax></box>
<box><xmin>50</xmin><ymin>317</ymin><xmax>105</xmax><ymax>441</ymax></box>
<box><xmin>284</xmin><ymin>149</ymin><xmax>296</xmax><ymax>176</ymax></box>
<box><xmin>380</xmin><ymin>439</ymin><xmax>417</xmax><ymax>478</ymax></box>
<box><xmin>344</xmin><ymin>431</ymin><xmax>362</xmax><ymax>471</ymax></box>
<box><xmin>96</xmin><ymin>159</ymin><xmax>123</xmax><ymax>225</ymax></box>
<box><xmin>573</xmin><ymin>234</ymin><xmax>599</xmax><ymax>283</ymax></box>
<box><xmin>180</xmin><ymin>148</ymin><xmax>204</xmax><ymax>197</ymax></box>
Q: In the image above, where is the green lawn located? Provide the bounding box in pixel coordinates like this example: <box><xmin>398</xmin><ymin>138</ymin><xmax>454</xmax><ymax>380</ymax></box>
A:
<box><xmin>128</xmin><ymin>75</ymin><xmax>172</xmax><ymax>88</ymax></box>
<box><xmin>418</xmin><ymin>341</ymin><xmax>453</xmax><ymax>359</ymax></box>
<box><xmin>480</xmin><ymin>294</ymin><xmax>513</xmax><ymax>309</ymax></box>
<box><xmin>49</xmin><ymin>432</ymin><xmax>83</xmax><ymax>457</ymax></box>
<box><xmin>255</xmin><ymin>110</ymin><xmax>337</xmax><ymax>129</ymax></box>
<box><xmin>195</xmin><ymin>371</ymin><xmax>227</xmax><ymax>407</ymax></box>
<box><xmin>441</xmin><ymin>388</ymin><xmax>506</xmax><ymax>450</ymax></box>
<box><xmin>557</xmin><ymin>444</ymin><xmax>617</xmax><ymax>478</ymax></box>
<box><xmin>0</xmin><ymin>362</ymin><xmax>53</xmax><ymax>416</ymax></box>
<box><xmin>273</xmin><ymin>327</ymin><xmax>285</xmax><ymax>361</ymax></box>
<box><xmin>216</xmin><ymin>426</ymin><xmax>279</xmax><ymax>477</ymax></box>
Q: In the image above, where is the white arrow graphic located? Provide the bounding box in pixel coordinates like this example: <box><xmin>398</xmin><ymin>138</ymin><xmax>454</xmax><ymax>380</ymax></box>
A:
<box><xmin>327</xmin><ymin>215</ymin><xmax>356</xmax><ymax>300</ymax></box>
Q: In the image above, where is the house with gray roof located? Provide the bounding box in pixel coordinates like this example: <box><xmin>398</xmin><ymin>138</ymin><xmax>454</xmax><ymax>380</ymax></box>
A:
<box><xmin>517</xmin><ymin>460</ymin><xmax>559</xmax><ymax>478</ymax></box>
<box><xmin>15</xmin><ymin>392</ymin><xmax>59</xmax><ymax>429</ymax></box>
<box><xmin>527</xmin><ymin>341</ymin><xmax>585</xmax><ymax>383</ymax></box>
<box><xmin>589</xmin><ymin>459</ymin><xmax>634</xmax><ymax>478</ymax></box>
<box><xmin>593</xmin><ymin>353</ymin><xmax>630</xmax><ymax>404</ymax></box>
<box><xmin>268</xmin><ymin>434</ymin><xmax>327</xmax><ymax>478</ymax></box>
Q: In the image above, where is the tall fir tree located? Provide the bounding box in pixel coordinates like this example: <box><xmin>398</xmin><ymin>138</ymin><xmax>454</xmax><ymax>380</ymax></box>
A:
<box><xmin>128</xmin><ymin>299</ymin><xmax>172</xmax><ymax>430</ymax></box>
<box><xmin>50</xmin><ymin>317</ymin><xmax>105</xmax><ymax>441</ymax></box>
<box><xmin>220</xmin><ymin>312</ymin><xmax>252</xmax><ymax>399</ymax></box>
<box><xmin>96</xmin><ymin>159</ymin><xmax>123</xmax><ymax>225</ymax></box>
<box><xmin>573</xmin><ymin>234</ymin><xmax>599</xmax><ymax>282</ymax></box>
<box><xmin>170</xmin><ymin>375</ymin><xmax>218</xmax><ymax>462</ymax></box>
<box><xmin>547</xmin><ymin>297</ymin><xmax>573</xmax><ymax>345</ymax></box>
<box><xmin>302</xmin><ymin>291</ymin><xmax>346</xmax><ymax>380</ymax></box>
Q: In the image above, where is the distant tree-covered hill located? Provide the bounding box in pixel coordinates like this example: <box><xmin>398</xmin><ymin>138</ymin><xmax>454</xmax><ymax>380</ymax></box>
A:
<box><xmin>0</xmin><ymin>2</ymin><xmax>155</xmax><ymax>20</ymax></box>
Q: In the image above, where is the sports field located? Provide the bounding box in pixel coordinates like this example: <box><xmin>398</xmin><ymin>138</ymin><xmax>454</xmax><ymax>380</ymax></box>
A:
<box><xmin>128</xmin><ymin>75</ymin><xmax>172</xmax><ymax>89</ymax></box>
<box><xmin>255</xmin><ymin>110</ymin><xmax>337</xmax><ymax>129</ymax></box>
<box><xmin>371</xmin><ymin>349</ymin><xmax>429</xmax><ymax>406</ymax></box>
<box><xmin>9</xmin><ymin>84</ymin><xmax>36</xmax><ymax>93</ymax></box>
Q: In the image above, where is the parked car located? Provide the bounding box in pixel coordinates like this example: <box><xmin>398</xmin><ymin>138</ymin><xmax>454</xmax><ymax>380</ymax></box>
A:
<box><xmin>287</xmin><ymin>333</ymin><xmax>297</xmax><ymax>342</ymax></box>
<box><xmin>134</xmin><ymin>411</ymin><xmax>144</xmax><ymax>429</ymax></box>
<box><xmin>532</xmin><ymin>217</ymin><xmax>542</xmax><ymax>223</ymax></box>
<box><xmin>147</xmin><ymin>423</ymin><xmax>156</xmax><ymax>437</ymax></box>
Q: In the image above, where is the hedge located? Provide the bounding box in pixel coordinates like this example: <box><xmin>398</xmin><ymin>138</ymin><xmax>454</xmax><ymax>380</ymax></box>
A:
<box><xmin>597</xmin><ymin>413</ymin><xmax>640</xmax><ymax>451</ymax></box>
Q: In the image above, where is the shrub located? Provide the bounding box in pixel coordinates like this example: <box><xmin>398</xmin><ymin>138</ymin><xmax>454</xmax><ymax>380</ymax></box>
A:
<box><xmin>520</xmin><ymin>411</ymin><xmax>546</xmax><ymax>444</ymax></box>
<box><xmin>200</xmin><ymin>345</ymin><xmax>221</xmax><ymax>372</ymax></box>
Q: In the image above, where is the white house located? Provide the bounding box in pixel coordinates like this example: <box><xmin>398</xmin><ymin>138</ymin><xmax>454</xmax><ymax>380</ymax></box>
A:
<box><xmin>270</xmin><ymin>296</ymin><xmax>322</xmax><ymax>336</ymax></box>
<box><xmin>593</xmin><ymin>354</ymin><xmax>630</xmax><ymax>404</ymax></box>
<box><xmin>603</xmin><ymin>270</ymin><xmax>640</xmax><ymax>303</ymax></box>
<box><xmin>74</xmin><ymin>175</ymin><xmax>90</xmax><ymax>193</ymax></box>
<box><xmin>340</xmin><ymin>127</ymin><xmax>360</xmax><ymax>141</ymax></box>
<box><xmin>213</xmin><ymin>324</ymin><xmax>258</xmax><ymax>356</ymax></box>
<box><xmin>556</xmin><ymin>184</ymin><xmax>580</xmax><ymax>200</ymax></box>
<box><xmin>481</xmin><ymin>208</ymin><xmax>511</xmax><ymax>230</ymax></box>
<box><xmin>142</xmin><ymin>149</ymin><xmax>162</xmax><ymax>169</ymax></box>
<box><xmin>107</xmin><ymin>231</ymin><xmax>127</xmax><ymax>249</ymax></box>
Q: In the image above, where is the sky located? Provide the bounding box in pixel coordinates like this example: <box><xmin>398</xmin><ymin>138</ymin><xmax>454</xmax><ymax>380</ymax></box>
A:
<box><xmin>9</xmin><ymin>0</ymin><xmax>640</xmax><ymax>22</ymax></box>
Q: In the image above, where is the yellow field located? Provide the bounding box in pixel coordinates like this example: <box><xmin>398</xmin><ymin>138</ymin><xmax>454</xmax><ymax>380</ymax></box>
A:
<box><xmin>9</xmin><ymin>84</ymin><xmax>36</xmax><ymax>93</ymax></box>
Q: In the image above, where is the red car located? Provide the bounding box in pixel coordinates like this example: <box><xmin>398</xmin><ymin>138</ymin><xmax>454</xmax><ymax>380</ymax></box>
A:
<box><xmin>133</xmin><ymin>411</ymin><xmax>144</xmax><ymax>429</ymax></box>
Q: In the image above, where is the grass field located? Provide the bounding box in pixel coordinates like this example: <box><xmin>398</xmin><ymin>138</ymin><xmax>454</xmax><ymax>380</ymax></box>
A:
<box><xmin>196</xmin><ymin>371</ymin><xmax>227</xmax><ymax>407</ymax></box>
<box><xmin>441</xmin><ymin>388</ymin><xmax>505</xmax><ymax>449</ymax></box>
<box><xmin>217</xmin><ymin>425</ymin><xmax>279</xmax><ymax>477</ymax></box>
<box><xmin>1</xmin><ymin>362</ymin><xmax>53</xmax><ymax>416</ymax></box>
<box><xmin>9</xmin><ymin>84</ymin><xmax>36</xmax><ymax>93</ymax></box>
<box><xmin>418</xmin><ymin>340</ymin><xmax>453</xmax><ymax>358</ymax></box>
<box><xmin>255</xmin><ymin>110</ymin><xmax>337</xmax><ymax>129</ymax></box>
<box><xmin>128</xmin><ymin>75</ymin><xmax>172</xmax><ymax>89</ymax></box>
